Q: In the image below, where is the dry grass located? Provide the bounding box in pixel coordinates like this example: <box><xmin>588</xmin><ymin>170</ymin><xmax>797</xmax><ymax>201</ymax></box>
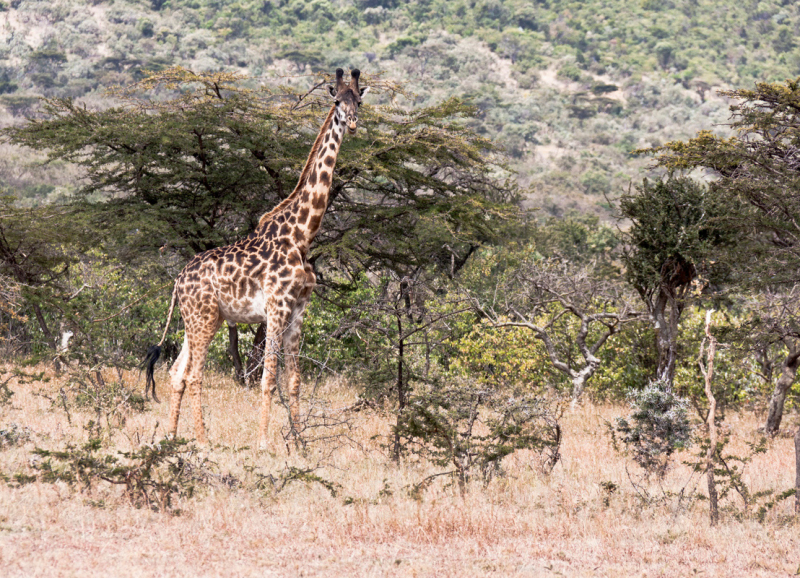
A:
<box><xmin>0</xmin><ymin>364</ymin><xmax>798</xmax><ymax>577</ymax></box>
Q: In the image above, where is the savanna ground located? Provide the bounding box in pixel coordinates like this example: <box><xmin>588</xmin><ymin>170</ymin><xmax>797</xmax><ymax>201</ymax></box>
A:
<box><xmin>0</xmin><ymin>364</ymin><xmax>798</xmax><ymax>578</ymax></box>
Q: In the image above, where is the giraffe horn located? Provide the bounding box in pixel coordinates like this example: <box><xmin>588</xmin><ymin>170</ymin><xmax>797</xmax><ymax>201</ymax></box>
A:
<box><xmin>350</xmin><ymin>68</ymin><xmax>360</xmax><ymax>91</ymax></box>
<box><xmin>335</xmin><ymin>68</ymin><xmax>346</xmax><ymax>93</ymax></box>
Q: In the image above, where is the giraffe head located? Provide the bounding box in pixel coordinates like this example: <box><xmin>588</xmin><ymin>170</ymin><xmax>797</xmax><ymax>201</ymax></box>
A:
<box><xmin>328</xmin><ymin>68</ymin><xmax>369</xmax><ymax>135</ymax></box>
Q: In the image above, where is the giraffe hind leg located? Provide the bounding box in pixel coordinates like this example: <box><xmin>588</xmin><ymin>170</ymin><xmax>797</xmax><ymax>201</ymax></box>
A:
<box><xmin>283</xmin><ymin>321</ymin><xmax>303</xmax><ymax>434</ymax></box>
<box><xmin>167</xmin><ymin>336</ymin><xmax>190</xmax><ymax>438</ymax></box>
<box><xmin>183</xmin><ymin>320</ymin><xmax>222</xmax><ymax>447</ymax></box>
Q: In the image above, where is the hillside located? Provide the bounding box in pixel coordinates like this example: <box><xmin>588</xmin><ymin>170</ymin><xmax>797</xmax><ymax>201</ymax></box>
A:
<box><xmin>1</xmin><ymin>0</ymin><xmax>799</xmax><ymax>214</ymax></box>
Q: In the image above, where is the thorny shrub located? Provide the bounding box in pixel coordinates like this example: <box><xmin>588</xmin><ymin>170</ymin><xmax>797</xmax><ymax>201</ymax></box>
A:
<box><xmin>0</xmin><ymin>371</ymin><xmax>13</xmax><ymax>408</ymax></box>
<box><xmin>395</xmin><ymin>380</ymin><xmax>562</xmax><ymax>493</ymax></box>
<box><xmin>684</xmin><ymin>430</ymin><xmax>795</xmax><ymax>521</ymax></box>
<box><xmin>36</xmin><ymin>366</ymin><xmax>149</xmax><ymax>438</ymax></box>
<box><xmin>24</xmin><ymin>438</ymin><xmax>206</xmax><ymax>513</ymax></box>
<box><xmin>0</xmin><ymin>423</ymin><xmax>32</xmax><ymax>449</ymax></box>
<box><xmin>0</xmin><ymin>369</ymin><xmax>37</xmax><ymax>448</ymax></box>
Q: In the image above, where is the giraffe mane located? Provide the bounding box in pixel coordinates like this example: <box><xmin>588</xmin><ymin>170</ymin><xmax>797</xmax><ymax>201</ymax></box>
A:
<box><xmin>257</xmin><ymin>104</ymin><xmax>337</xmax><ymax>228</ymax></box>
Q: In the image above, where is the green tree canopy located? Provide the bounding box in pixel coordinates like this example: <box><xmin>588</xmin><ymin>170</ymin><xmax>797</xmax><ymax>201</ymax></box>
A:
<box><xmin>619</xmin><ymin>176</ymin><xmax>735</xmax><ymax>385</ymax></box>
<box><xmin>645</xmin><ymin>78</ymin><xmax>800</xmax><ymax>286</ymax></box>
<box><xmin>4</xmin><ymin>68</ymin><xmax>517</xmax><ymax>285</ymax></box>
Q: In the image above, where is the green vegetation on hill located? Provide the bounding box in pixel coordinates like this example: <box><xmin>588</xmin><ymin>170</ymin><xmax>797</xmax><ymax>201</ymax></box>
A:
<box><xmin>2</xmin><ymin>0</ymin><xmax>799</xmax><ymax>214</ymax></box>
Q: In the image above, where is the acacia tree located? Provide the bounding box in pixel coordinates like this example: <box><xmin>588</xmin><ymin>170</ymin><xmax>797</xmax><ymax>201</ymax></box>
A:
<box><xmin>4</xmin><ymin>68</ymin><xmax>515</xmax><ymax>377</ymax></box>
<box><xmin>646</xmin><ymin>78</ymin><xmax>800</xmax><ymax>427</ymax></box>
<box><xmin>648</xmin><ymin>79</ymin><xmax>800</xmax><ymax>285</ymax></box>
<box><xmin>619</xmin><ymin>176</ymin><xmax>735</xmax><ymax>388</ymax></box>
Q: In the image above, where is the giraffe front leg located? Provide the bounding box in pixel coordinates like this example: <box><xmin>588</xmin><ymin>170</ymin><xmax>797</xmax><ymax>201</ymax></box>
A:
<box><xmin>283</xmin><ymin>320</ymin><xmax>303</xmax><ymax>434</ymax></box>
<box><xmin>284</xmin><ymin>273</ymin><xmax>313</xmax><ymax>434</ymax></box>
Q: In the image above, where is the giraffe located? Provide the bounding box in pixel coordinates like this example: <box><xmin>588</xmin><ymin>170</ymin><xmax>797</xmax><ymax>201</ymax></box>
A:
<box><xmin>145</xmin><ymin>68</ymin><xmax>369</xmax><ymax>449</ymax></box>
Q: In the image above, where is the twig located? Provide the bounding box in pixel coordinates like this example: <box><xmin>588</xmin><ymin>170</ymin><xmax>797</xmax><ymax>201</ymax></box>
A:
<box><xmin>290</xmin><ymin>80</ymin><xmax>327</xmax><ymax>111</ymax></box>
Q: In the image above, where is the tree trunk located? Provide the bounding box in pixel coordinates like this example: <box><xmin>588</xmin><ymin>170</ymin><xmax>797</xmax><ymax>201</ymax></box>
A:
<box><xmin>570</xmin><ymin>353</ymin><xmax>602</xmax><ymax>405</ymax></box>
<box><xmin>764</xmin><ymin>348</ymin><xmax>800</xmax><ymax>436</ymax></box>
<box><xmin>227</xmin><ymin>324</ymin><xmax>245</xmax><ymax>385</ymax></box>
<box><xmin>651</xmin><ymin>286</ymin><xmax>681</xmax><ymax>389</ymax></box>
<box><xmin>246</xmin><ymin>323</ymin><xmax>266</xmax><ymax>387</ymax></box>
<box><xmin>393</xmin><ymin>311</ymin><xmax>406</xmax><ymax>463</ymax></box>
<box><xmin>32</xmin><ymin>303</ymin><xmax>56</xmax><ymax>350</ymax></box>
<box><xmin>795</xmin><ymin>424</ymin><xmax>800</xmax><ymax>515</ymax></box>
<box><xmin>706</xmin><ymin>426</ymin><xmax>719</xmax><ymax>526</ymax></box>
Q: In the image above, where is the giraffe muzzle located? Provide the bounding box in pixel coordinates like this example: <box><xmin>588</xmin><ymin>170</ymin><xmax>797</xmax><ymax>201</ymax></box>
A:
<box><xmin>347</xmin><ymin>122</ymin><xmax>357</xmax><ymax>135</ymax></box>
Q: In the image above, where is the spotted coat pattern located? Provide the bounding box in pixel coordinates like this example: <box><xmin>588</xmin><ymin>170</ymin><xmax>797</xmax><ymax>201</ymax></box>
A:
<box><xmin>163</xmin><ymin>69</ymin><xmax>367</xmax><ymax>449</ymax></box>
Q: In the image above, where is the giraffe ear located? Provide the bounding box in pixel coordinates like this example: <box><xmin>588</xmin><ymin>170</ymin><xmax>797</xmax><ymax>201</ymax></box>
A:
<box><xmin>359</xmin><ymin>86</ymin><xmax>370</xmax><ymax>97</ymax></box>
<box><xmin>328</xmin><ymin>85</ymin><xmax>337</xmax><ymax>99</ymax></box>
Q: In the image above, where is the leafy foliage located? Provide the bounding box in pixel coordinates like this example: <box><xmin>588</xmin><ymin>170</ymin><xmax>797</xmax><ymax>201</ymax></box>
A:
<box><xmin>451</xmin><ymin>320</ymin><xmax>567</xmax><ymax>393</ymax></box>
<box><xmin>463</xmin><ymin>240</ymin><xmax>640</xmax><ymax>401</ymax></box>
<box><xmin>646</xmin><ymin>78</ymin><xmax>800</xmax><ymax>286</ymax></box>
<box><xmin>620</xmin><ymin>176</ymin><xmax>735</xmax><ymax>294</ymax></box>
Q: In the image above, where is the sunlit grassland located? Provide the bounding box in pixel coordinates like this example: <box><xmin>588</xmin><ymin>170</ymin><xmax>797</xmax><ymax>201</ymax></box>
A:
<box><xmin>0</xmin><ymin>364</ymin><xmax>797</xmax><ymax>577</ymax></box>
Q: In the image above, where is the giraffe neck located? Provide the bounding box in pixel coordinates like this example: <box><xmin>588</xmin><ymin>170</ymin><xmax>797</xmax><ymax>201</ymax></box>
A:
<box><xmin>256</xmin><ymin>105</ymin><xmax>346</xmax><ymax>252</ymax></box>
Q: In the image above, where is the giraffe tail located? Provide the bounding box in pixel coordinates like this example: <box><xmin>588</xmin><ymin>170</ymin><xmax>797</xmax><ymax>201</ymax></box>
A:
<box><xmin>142</xmin><ymin>282</ymin><xmax>179</xmax><ymax>403</ymax></box>
<box><xmin>142</xmin><ymin>345</ymin><xmax>161</xmax><ymax>403</ymax></box>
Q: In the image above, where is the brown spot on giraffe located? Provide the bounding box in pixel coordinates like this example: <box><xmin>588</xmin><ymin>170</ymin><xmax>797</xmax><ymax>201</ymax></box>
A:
<box><xmin>149</xmin><ymin>69</ymin><xmax>369</xmax><ymax>449</ymax></box>
<box><xmin>312</xmin><ymin>193</ymin><xmax>326</xmax><ymax>210</ymax></box>
<box><xmin>287</xmin><ymin>250</ymin><xmax>302</xmax><ymax>267</ymax></box>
